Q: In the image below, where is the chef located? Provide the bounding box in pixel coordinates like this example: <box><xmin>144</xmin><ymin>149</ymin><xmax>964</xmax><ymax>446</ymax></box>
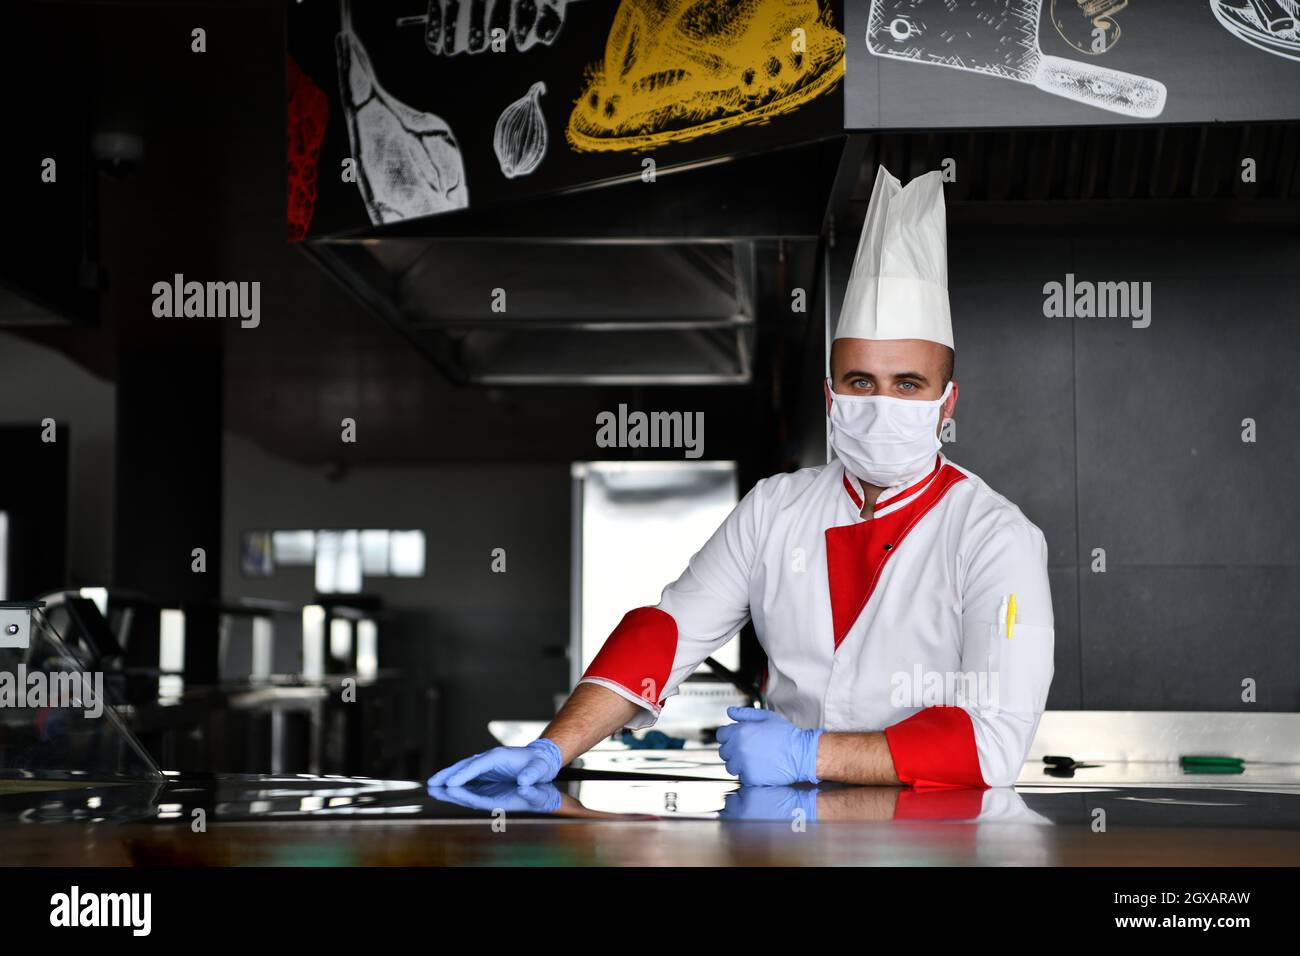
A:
<box><xmin>430</xmin><ymin>166</ymin><xmax>1054</xmax><ymax>791</ymax></box>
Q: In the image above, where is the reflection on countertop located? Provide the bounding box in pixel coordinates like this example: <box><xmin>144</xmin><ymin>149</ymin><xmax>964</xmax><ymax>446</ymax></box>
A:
<box><xmin>5</xmin><ymin>769</ymin><xmax>1300</xmax><ymax>827</ymax></box>
<box><xmin>3</xmin><ymin>770</ymin><xmax>1300</xmax><ymax>866</ymax></box>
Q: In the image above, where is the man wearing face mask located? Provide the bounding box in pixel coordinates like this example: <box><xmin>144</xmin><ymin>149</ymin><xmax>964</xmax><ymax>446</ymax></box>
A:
<box><xmin>430</xmin><ymin>166</ymin><xmax>1054</xmax><ymax>794</ymax></box>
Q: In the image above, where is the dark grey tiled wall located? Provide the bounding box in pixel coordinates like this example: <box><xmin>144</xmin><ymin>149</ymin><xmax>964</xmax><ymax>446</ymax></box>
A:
<box><xmin>945</xmin><ymin>233</ymin><xmax>1300</xmax><ymax>711</ymax></box>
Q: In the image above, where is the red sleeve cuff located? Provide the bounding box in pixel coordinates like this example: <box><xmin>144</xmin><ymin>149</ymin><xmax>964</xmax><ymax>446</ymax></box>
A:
<box><xmin>893</xmin><ymin>787</ymin><xmax>986</xmax><ymax>820</ymax></box>
<box><xmin>580</xmin><ymin>607</ymin><xmax>678</xmax><ymax>706</ymax></box>
<box><xmin>884</xmin><ymin>706</ymin><xmax>987</xmax><ymax>789</ymax></box>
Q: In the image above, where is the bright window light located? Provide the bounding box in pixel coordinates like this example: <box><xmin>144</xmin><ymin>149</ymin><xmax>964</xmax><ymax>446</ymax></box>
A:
<box><xmin>315</xmin><ymin>532</ymin><xmax>340</xmax><ymax>593</ymax></box>
<box><xmin>336</xmin><ymin>530</ymin><xmax>362</xmax><ymax>593</ymax></box>
<box><xmin>251</xmin><ymin>616</ymin><xmax>274</xmax><ymax>680</ymax></box>
<box><xmin>160</xmin><ymin>609</ymin><xmax>186</xmax><ymax>672</ymax></box>
<box><xmin>78</xmin><ymin>587</ymin><xmax>109</xmax><ymax>617</ymax></box>
<box><xmin>258</xmin><ymin>528</ymin><xmax>426</xmax><ymax>583</ymax></box>
<box><xmin>272</xmin><ymin>530</ymin><xmax>316</xmax><ymax>566</ymax></box>
<box><xmin>360</xmin><ymin>530</ymin><xmax>390</xmax><ymax>575</ymax></box>
<box><xmin>302</xmin><ymin>605</ymin><xmax>325</xmax><ymax>680</ymax></box>
<box><xmin>329</xmin><ymin>617</ymin><xmax>352</xmax><ymax>661</ymax></box>
<box><xmin>389</xmin><ymin>531</ymin><xmax>426</xmax><ymax>577</ymax></box>
<box><xmin>357</xmin><ymin>619</ymin><xmax>378</xmax><ymax>679</ymax></box>
<box><xmin>315</xmin><ymin>530</ymin><xmax>362</xmax><ymax>594</ymax></box>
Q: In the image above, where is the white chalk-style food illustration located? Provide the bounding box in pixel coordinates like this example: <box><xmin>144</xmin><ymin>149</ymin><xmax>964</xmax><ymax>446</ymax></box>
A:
<box><xmin>396</xmin><ymin>0</ymin><xmax>573</xmax><ymax>55</ymax></box>
<box><xmin>337</xmin><ymin>0</ymin><xmax>469</xmax><ymax>224</ymax></box>
<box><xmin>1210</xmin><ymin>0</ymin><xmax>1300</xmax><ymax>62</ymax></box>
<box><xmin>1049</xmin><ymin>0</ymin><xmax>1126</xmax><ymax>55</ymax></box>
<box><xmin>866</xmin><ymin>0</ymin><xmax>1167</xmax><ymax>118</ymax></box>
<box><xmin>494</xmin><ymin>82</ymin><xmax>548</xmax><ymax>178</ymax></box>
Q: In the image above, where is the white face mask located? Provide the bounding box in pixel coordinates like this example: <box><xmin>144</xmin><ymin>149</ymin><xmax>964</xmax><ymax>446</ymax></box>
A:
<box><xmin>827</xmin><ymin>379</ymin><xmax>952</xmax><ymax>488</ymax></box>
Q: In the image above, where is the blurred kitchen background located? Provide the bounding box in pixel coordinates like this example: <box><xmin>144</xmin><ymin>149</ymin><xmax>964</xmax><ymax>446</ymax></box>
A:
<box><xmin>1</xmin><ymin>1</ymin><xmax>1297</xmax><ymax>778</ymax></box>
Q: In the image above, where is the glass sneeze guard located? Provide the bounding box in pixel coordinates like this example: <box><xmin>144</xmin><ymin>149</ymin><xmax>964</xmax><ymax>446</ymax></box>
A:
<box><xmin>0</xmin><ymin>601</ymin><xmax>162</xmax><ymax>782</ymax></box>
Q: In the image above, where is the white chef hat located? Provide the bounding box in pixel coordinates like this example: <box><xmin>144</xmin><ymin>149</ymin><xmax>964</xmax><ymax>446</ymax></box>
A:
<box><xmin>833</xmin><ymin>166</ymin><xmax>953</xmax><ymax>350</ymax></box>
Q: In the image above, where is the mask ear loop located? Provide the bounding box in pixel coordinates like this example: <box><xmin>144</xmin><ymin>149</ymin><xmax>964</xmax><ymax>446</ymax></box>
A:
<box><xmin>823</xmin><ymin>378</ymin><xmax>833</xmax><ymax>415</ymax></box>
<box><xmin>938</xmin><ymin>379</ymin><xmax>954</xmax><ymax>426</ymax></box>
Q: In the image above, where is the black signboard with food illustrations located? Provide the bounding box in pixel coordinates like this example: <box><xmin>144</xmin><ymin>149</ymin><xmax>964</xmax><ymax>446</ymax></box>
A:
<box><xmin>287</xmin><ymin>0</ymin><xmax>848</xmax><ymax>239</ymax></box>
<box><xmin>844</xmin><ymin>0</ymin><xmax>1300</xmax><ymax>129</ymax></box>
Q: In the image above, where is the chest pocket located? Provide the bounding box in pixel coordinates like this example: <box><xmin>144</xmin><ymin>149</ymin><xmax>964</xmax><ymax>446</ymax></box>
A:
<box><xmin>982</xmin><ymin>621</ymin><xmax>1054</xmax><ymax>718</ymax></box>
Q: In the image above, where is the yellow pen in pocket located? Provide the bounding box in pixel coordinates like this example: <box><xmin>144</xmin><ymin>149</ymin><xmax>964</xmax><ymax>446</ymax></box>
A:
<box><xmin>1007</xmin><ymin>593</ymin><xmax>1017</xmax><ymax>639</ymax></box>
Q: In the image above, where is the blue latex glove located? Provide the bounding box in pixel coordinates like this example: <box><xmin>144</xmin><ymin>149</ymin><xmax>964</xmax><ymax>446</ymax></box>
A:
<box><xmin>427</xmin><ymin>738</ymin><xmax>563</xmax><ymax>788</ymax></box>
<box><xmin>720</xmin><ymin>785</ymin><xmax>819</xmax><ymax>823</ymax></box>
<box><xmin>715</xmin><ymin>707</ymin><xmax>823</xmax><ymax>786</ymax></box>
<box><xmin>428</xmin><ymin>781</ymin><xmax>563</xmax><ymax>815</ymax></box>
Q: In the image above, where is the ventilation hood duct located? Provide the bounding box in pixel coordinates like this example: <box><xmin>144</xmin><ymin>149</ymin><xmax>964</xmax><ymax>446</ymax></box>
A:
<box><xmin>301</xmin><ymin>139</ymin><xmax>845</xmax><ymax>386</ymax></box>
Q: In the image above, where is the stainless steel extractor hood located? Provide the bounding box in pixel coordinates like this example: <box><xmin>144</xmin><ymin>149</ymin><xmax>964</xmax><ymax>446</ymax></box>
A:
<box><xmin>301</xmin><ymin>138</ymin><xmax>845</xmax><ymax>386</ymax></box>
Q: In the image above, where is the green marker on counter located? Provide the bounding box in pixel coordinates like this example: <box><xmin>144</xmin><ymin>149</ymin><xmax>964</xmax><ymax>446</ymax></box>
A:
<box><xmin>1180</xmin><ymin>755</ymin><xmax>1245</xmax><ymax>774</ymax></box>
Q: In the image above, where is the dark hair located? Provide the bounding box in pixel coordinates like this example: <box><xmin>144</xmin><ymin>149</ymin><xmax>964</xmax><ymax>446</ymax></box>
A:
<box><xmin>942</xmin><ymin>346</ymin><xmax>955</xmax><ymax>387</ymax></box>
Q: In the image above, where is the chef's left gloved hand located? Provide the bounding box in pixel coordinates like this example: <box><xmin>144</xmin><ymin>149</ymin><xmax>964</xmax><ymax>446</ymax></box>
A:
<box><xmin>716</xmin><ymin>707</ymin><xmax>823</xmax><ymax>786</ymax></box>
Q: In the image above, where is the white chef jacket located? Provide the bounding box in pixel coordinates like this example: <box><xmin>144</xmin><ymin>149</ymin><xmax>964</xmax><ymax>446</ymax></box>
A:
<box><xmin>579</xmin><ymin>453</ymin><xmax>1054</xmax><ymax>788</ymax></box>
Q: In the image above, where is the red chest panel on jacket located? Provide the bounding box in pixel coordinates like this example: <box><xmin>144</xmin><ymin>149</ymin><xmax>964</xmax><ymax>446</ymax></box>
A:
<box><xmin>824</xmin><ymin>464</ymin><xmax>966</xmax><ymax>651</ymax></box>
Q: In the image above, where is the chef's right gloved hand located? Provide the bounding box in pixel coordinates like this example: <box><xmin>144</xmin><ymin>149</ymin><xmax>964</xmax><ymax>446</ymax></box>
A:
<box><xmin>427</xmin><ymin>738</ymin><xmax>564</xmax><ymax>788</ymax></box>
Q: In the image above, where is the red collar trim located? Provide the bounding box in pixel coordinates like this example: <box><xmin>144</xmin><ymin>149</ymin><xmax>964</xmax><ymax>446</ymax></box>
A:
<box><xmin>841</xmin><ymin>455</ymin><xmax>944</xmax><ymax>517</ymax></box>
<box><xmin>841</xmin><ymin>472</ymin><xmax>863</xmax><ymax>509</ymax></box>
<box><xmin>873</xmin><ymin>455</ymin><xmax>944</xmax><ymax>516</ymax></box>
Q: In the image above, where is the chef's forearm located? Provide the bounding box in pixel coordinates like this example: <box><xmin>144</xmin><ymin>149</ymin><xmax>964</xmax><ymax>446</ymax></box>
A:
<box><xmin>815</xmin><ymin>731</ymin><xmax>902</xmax><ymax>785</ymax></box>
<box><xmin>539</xmin><ymin>682</ymin><xmax>642</xmax><ymax>765</ymax></box>
<box><xmin>815</xmin><ymin>785</ymin><xmax>902</xmax><ymax>821</ymax></box>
